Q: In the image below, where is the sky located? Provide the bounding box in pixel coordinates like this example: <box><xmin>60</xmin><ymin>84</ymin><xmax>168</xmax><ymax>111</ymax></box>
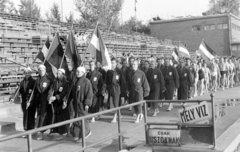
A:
<box><xmin>13</xmin><ymin>0</ymin><xmax>210</xmax><ymax>23</ymax></box>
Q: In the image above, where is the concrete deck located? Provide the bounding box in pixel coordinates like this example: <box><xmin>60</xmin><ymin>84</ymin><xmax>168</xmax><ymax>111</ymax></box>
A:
<box><xmin>0</xmin><ymin>86</ymin><xmax>240</xmax><ymax>152</ymax></box>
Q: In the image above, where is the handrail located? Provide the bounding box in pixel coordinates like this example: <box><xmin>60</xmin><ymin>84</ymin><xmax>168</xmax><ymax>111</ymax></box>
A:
<box><xmin>0</xmin><ymin>95</ymin><xmax>216</xmax><ymax>152</ymax></box>
<box><xmin>0</xmin><ymin>100</ymin><xmax>146</xmax><ymax>142</ymax></box>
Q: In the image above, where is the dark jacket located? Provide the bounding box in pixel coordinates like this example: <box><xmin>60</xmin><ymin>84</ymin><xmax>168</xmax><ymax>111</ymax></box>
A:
<box><xmin>162</xmin><ymin>65</ymin><xmax>179</xmax><ymax>100</ymax></box>
<box><xmin>19</xmin><ymin>76</ymin><xmax>36</xmax><ymax>130</ymax></box>
<box><xmin>70</xmin><ymin>76</ymin><xmax>93</xmax><ymax>116</ymax></box>
<box><xmin>147</xmin><ymin>68</ymin><xmax>165</xmax><ymax>100</ymax></box>
<box><xmin>177</xmin><ymin>66</ymin><xmax>193</xmax><ymax>100</ymax></box>
<box><xmin>86</xmin><ymin>70</ymin><xmax>105</xmax><ymax>97</ymax></box>
<box><xmin>34</xmin><ymin>74</ymin><xmax>53</xmax><ymax>128</ymax></box>
<box><xmin>128</xmin><ymin>69</ymin><xmax>150</xmax><ymax>102</ymax></box>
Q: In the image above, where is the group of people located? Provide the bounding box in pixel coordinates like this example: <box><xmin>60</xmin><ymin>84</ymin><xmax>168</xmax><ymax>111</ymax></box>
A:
<box><xmin>9</xmin><ymin>54</ymin><xmax>240</xmax><ymax>142</ymax></box>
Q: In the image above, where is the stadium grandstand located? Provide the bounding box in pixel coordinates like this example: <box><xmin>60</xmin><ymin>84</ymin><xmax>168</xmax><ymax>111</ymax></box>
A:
<box><xmin>0</xmin><ymin>11</ymin><xmax>194</xmax><ymax>103</ymax></box>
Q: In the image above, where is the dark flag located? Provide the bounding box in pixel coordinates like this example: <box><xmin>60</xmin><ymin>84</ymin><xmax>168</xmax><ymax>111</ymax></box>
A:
<box><xmin>46</xmin><ymin>33</ymin><xmax>69</xmax><ymax>78</ymax></box>
<box><xmin>65</xmin><ymin>30</ymin><xmax>82</xmax><ymax>70</ymax></box>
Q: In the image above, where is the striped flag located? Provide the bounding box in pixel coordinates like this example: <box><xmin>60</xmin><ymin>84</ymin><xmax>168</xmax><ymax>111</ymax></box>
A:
<box><xmin>46</xmin><ymin>33</ymin><xmax>69</xmax><ymax>78</ymax></box>
<box><xmin>172</xmin><ymin>47</ymin><xmax>179</xmax><ymax>63</ymax></box>
<box><xmin>178</xmin><ymin>43</ymin><xmax>190</xmax><ymax>58</ymax></box>
<box><xmin>198</xmin><ymin>39</ymin><xmax>216</xmax><ymax>63</ymax></box>
<box><xmin>65</xmin><ymin>30</ymin><xmax>82</xmax><ymax>70</ymax></box>
<box><xmin>33</xmin><ymin>36</ymin><xmax>50</xmax><ymax>62</ymax></box>
<box><xmin>86</xmin><ymin>25</ymin><xmax>111</xmax><ymax>70</ymax></box>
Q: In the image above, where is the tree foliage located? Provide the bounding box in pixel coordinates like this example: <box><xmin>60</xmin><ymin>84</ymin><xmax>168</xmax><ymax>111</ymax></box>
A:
<box><xmin>121</xmin><ymin>17</ymin><xmax>151</xmax><ymax>35</ymax></box>
<box><xmin>204</xmin><ymin>0</ymin><xmax>240</xmax><ymax>16</ymax></box>
<box><xmin>74</xmin><ymin>0</ymin><xmax>124</xmax><ymax>29</ymax></box>
<box><xmin>18</xmin><ymin>0</ymin><xmax>41</xmax><ymax>18</ymax></box>
<box><xmin>65</xmin><ymin>12</ymin><xmax>75</xmax><ymax>24</ymax></box>
<box><xmin>45</xmin><ymin>2</ymin><xmax>61</xmax><ymax>22</ymax></box>
<box><xmin>0</xmin><ymin>0</ymin><xmax>18</xmax><ymax>14</ymax></box>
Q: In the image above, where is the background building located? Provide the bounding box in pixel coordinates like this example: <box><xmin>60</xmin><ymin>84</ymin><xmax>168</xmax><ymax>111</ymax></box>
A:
<box><xmin>149</xmin><ymin>13</ymin><xmax>240</xmax><ymax>57</ymax></box>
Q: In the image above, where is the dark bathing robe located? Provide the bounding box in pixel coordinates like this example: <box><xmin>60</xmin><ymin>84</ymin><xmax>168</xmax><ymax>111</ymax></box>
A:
<box><xmin>48</xmin><ymin>76</ymin><xmax>70</xmax><ymax>135</ymax></box>
<box><xmin>162</xmin><ymin>65</ymin><xmax>179</xmax><ymax>100</ymax></box>
<box><xmin>34</xmin><ymin>74</ymin><xmax>53</xmax><ymax>130</ymax></box>
<box><xmin>18</xmin><ymin>76</ymin><xmax>36</xmax><ymax>130</ymax></box>
<box><xmin>177</xmin><ymin>66</ymin><xmax>193</xmax><ymax>100</ymax></box>
<box><xmin>106</xmin><ymin>68</ymin><xmax>123</xmax><ymax>108</ymax></box>
<box><xmin>86</xmin><ymin>70</ymin><xmax>105</xmax><ymax>113</ymax></box>
<box><xmin>69</xmin><ymin>76</ymin><xmax>93</xmax><ymax>138</ymax></box>
<box><xmin>147</xmin><ymin>67</ymin><xmax>165</xmax><ymax>103</ymax></box>
<box><xmin>157</xmin><ymin>64</ymin><xmax>165</xmax><ymax>99</ymax></box>
<box><xmin>128</xmin><ymin>69</ymin><xmax>150</xmax><ymax>104</ymax></box>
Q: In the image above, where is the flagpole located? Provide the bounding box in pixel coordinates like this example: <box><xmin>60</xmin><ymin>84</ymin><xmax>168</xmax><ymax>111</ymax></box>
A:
<box><xmin>26</xmin><ymin>33</ymin><xmax>56</xmax><ymax>110</ymax></box>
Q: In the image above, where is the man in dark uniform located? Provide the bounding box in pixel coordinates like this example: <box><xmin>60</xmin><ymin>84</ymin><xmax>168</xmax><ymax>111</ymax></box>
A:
<box><xmin>48</xmin><ymin>69</ymin><xmax>70</xmax><ymax>141</ymax></box>
<box><xmin>10</xmin><ymin>67</ymin><xmax>36</xmax><ymax>137</ymax></box>
<box><xmin>121</xmin><ymin>59</ymin><xmax>128</xmax><ymax>105</ymax></box>
<box><xmin>106</xmin><ymin>58</ymin><xmax>124</xmax><ymax>123</ymax></box>
<box><xmin>86</xmin><ymin>61</ymin><xmax>105</xmax><ymax>123</ymax></box>
<box><xmin>157</xmin><ymin>57</ymin><xmax>165</xmax><ymax>103</ymax></box>
<box><xmin>147</xmin><ymin>60</ymin><xmax>165</xmax><ymax>117</ymax></box>
<box><xmin>142</xmin><ymin>60</ymin><xmax>150</xmax><ymax>75</ymax></box>
<box><xmin>96</xmin><ymin>62</ymin><xmax>107</xmax><ymax>111</ymax></box>
<box><xmin>177</xmin><ymin>59</ymin><xmax>193</xmax><ymax>100</ymax></box>
<box><xmin>69</xmin><ymin>66</ymin><xmax>93</xmax><ymax>142</ymax></box>
<box><xmin>34</xmin><ymin>65</ymin><xmax>53</xmax><ymax>140</ymax></box>
<box><xmin>162</xmin><ymin>58</ymin><xmax>179</xmax><ymax>111</ymax></box>
<box><xmin>128</xmin><ymin>60</ymin><xmax>150</xmax><ymax>123</ymax></box>
<box><xmin>125</xmin><ymin>56</ymin><xmax>135</xmax><ymax>111</ymax></box>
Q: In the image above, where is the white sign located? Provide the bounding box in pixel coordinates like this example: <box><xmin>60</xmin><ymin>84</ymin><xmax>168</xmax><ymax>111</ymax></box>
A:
<box><xmin>178</xmin><ymin>101</ymin><xmax>211</xmax><ymax>123</ymax></box>
<box><xmin>148</xmin><ymin>129</ymin><xmax>181</xmax><ymax>145</ymax></box>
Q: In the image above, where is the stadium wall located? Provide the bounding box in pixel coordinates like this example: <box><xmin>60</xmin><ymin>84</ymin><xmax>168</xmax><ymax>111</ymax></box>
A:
<box><xmin>149</xmin><ymin>14</ymin><xmax>234</xmax><ymax>56</ymax></box>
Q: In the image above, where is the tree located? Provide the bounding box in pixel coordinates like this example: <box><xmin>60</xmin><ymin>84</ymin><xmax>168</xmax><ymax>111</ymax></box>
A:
<box><xmin>121</xmin><ymin>17</ymin><xmax>151</xmax><ymax>35</ymax></box>
<box><xmin>74</xmin><ymin>0</ymin><xmax>124</xmax><ymax>29</ymax></box>
<box><xmin>203</xmin><ymin>0</ymin><xmax>240</xmax><ymax>16</ymax></box>
<box><xmin>65</xmin><ymin>12</ymin><xmax>75</xmax><ymax>24</ymax></box>
<box><xmin>0</xmin><ymin>0</ymin><xmax>18</xmax><ymax>14</ymax></box>
<box><xmin>19</xmin><ymin>0</ymin><xmax>41</xmax><ymax>18</ymax></box>
<box><xmin>45</xmin><ymin>2</ymin><xmax>61</xmax><ymax>22</ymax></box>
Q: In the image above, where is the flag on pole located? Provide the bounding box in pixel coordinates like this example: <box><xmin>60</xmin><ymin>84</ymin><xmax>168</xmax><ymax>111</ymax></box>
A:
<box><xmin>198</xmin><ymin>39</ymin><xmax>216</xmax><ymax>63</ymax></box>
<box><xmin>86</xmin><ymin>24</ymin><xmax>111</xmax><ymax>70</ymax></box>
<box><xmin>178</xmin><ymin>43</ymin><xmax>190</xmax><ymax>58</ymax></box>
<box><xmin>172</xmin><ymin>47</ymin><xmax>179</xmax><ymax>63</ymax></box>
<box><xmin>33</xmin><ymin>36</ymin><xmax>50</xmax><ymax>62</ymax></box>
<box><xmin>46</xmin><ymin>33</ymin><xmax>69</xmax><ymax>78</ymax></box>
<box><xmin>65</xmin><ymin>30</ymin><xmax>82</xmax><ymax>70</ymax></box>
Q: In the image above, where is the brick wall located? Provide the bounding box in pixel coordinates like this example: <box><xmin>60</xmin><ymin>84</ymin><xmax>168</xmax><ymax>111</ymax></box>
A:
<box><xmin>150</xmin><ymin>16</ymin><xmax>230</xmax><ymax>56</ymax></box>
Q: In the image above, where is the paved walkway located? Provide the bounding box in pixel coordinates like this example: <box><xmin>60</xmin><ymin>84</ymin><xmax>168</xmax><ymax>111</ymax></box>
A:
<box><xmin>0</xmin><ymin>86</ymin><xmax>240</xmax><ymax>152</ymax></box>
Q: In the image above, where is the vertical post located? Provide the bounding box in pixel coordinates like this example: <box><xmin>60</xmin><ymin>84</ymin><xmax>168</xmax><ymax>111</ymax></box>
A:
<box><xmin>143</xmin><ymin>101</ymin><xmax>148</xmax><ymax>144</ymax></box>
<box><xmin>81</xmin><ymin>119</ymin><xmax>86</xmax><ymax>152</ymax></box>
<box><xmin>117</xmin><ymin>109</ymin><xmax>123</xmax><ymax>151</ymax></box>
<box><xmin>211</xmin><ymin>94</ymin><xmax>216</xmax><ymax>149</ymax></box>
<box><xmin>27</xmin><ymin>134</ymin><xmax>33</xmax><ymax>152</ymax></box>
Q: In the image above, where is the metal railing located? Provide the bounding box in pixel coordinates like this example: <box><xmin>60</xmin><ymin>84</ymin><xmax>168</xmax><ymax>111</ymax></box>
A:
<box><xmin>0</xmin><ymin>94</ymin><xmax>216</xmax><ymax>152</ymax></box>
<box><xmin>0</xmin><ymin>100</ymin><xmax>148</xmax><ymax>152</ymax></box>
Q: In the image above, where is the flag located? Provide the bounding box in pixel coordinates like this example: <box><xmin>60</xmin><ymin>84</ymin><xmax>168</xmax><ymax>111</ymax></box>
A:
<box><xmin>46</xmin><ymin>33</ymin><xmax>69</xmax><ymax>78</ymax></box>
<box><xmin>172</xmin><ymin>47</ymin><xmax>179</xmax><ymax>63</ymax></box>
<box><xmin>198</xmin><ymin>39</ymin><xmax>216</xmax><ymax>63</ymax></box>
<box><xmin>178</xmin><ymin>43</ymin><xmax>190</xmax><ymax>58</ymax></box>
<box><xmin>65</xmin><ymin>30</ymin><xmax>82</xmax><ymax>70</ymax></box>
<box><xmin>86</xmin><ymin>25</ymin><xmax>111</xmax><ymax>70</ymax></box>
<box><xmin>33</xmin><ymin>36</ymin><xmax>50</xmax><ymax>62</ymax></box>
